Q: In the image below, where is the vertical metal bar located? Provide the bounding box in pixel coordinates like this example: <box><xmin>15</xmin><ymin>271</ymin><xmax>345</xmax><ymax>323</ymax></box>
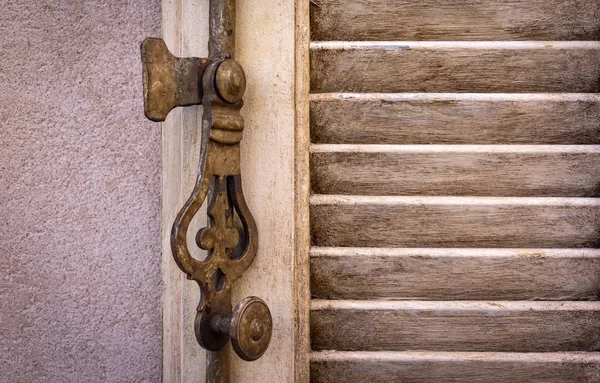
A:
<box><xmin>207</xmin><ymin>1</ymin><xmax>235</xmax><ymax>381</ymax></box>
<box><xmin>206</xmin><ymin>348</ymin><xmax>231</xmax><ymax>383</ymax></box>
<box><xmin>209</xmin><ymin>0</ymin><xmax>236</xmax><ymax>59</ymax></box>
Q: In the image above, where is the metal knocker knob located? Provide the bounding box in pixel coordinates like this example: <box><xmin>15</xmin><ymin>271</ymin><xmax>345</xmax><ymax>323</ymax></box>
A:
<box><xmin>211</xmin><ymin>297</ymin><xmax>273</xmax><ymax>361</ymax></box>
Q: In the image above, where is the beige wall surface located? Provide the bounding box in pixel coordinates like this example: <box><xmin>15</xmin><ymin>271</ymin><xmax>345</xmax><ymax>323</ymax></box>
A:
<box><xmin>0</xmin><ymin>1</ymin><xmax>162</xmax><ymax>382</ymax></box>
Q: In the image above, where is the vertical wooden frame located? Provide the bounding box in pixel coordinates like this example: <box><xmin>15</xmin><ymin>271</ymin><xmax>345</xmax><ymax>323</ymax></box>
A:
<box><xmin>231</xmin><ymin>0</ymin><xmax>310</xmax><ymax>380</ymax></box>
<box><xmin>294</xmin><ymin>0</ymin><xmax>312</xmax><ymax>381</ymax></box>
<box><xmin>161</xmin><ymin>0</ymin><xmax>209</xmax><ymax>381</ymax></box>
<box><xmin>160</xmin><ymin>0</ymin><xmax>310</xmax><ymax>381</ymax></box>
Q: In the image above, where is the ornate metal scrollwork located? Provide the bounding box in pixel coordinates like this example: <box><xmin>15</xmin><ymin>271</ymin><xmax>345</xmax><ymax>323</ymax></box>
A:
<box><xmin>141</xmin><ymin>4</ymin><xmax>272</xmax><ymax>369</ymax></box>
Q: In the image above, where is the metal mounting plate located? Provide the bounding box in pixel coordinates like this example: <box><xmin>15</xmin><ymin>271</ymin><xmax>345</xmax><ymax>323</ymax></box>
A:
<box><xmin>141</xmin><ymin>38</ymin><xmax>211</xmax><ymax>122</ymax></box>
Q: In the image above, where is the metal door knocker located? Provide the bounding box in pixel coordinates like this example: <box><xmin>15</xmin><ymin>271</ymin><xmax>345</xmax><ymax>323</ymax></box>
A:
<box><xmin>140</xmin><ymin>0</ymin><xmax>272</xmax><ymax>380</ymax></box>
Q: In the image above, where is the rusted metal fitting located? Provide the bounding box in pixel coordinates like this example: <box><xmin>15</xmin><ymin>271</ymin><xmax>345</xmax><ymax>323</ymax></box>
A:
<box><xmin>141</xmin><ymin>1</ymin><xmax>272</xmax><ymax>377</ymax></box>
<box><xmin>215</xmin><ymin>59</ymin><xmax>246</xmax><ymax>104</ymax></box>
<box><xmin>141</xmin><ymin>38</ymin><xmax>211</xmax><ymax>122</ymax></box>
<box><xmin>142</xmin><ymin>38</ymin><xmax>272</xmax><ymax>363</ymax></box>
<box><xmin>210</xmin><ymin>297</ymin><xmax>273</xmax><ymax>362</ymax></box>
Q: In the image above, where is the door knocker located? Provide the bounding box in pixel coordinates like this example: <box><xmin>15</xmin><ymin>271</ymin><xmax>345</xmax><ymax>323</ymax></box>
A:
<box><xmin>140</xmin><ymin>0</ymin><xmax>272</xmax><ymax>380</ymax></box>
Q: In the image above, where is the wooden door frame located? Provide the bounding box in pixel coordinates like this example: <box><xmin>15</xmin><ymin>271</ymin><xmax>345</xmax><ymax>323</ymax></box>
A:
<box><xmin>159</xmin><ymin>0</ymin><xmax>310</xmax><ymax>381</ymax></box>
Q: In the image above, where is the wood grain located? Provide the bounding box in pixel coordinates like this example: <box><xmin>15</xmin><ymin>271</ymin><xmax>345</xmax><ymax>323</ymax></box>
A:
<box><xmin>310</xmin><ymin>145</ymin><xmax>600</xmax><ymax>197</ymax></box>
<box><xmin>308</xmin><ymin>1</ymin><xmax>600</xmax><ymax>378</ymax></box>
<box><xmin>163</xmin><ymin>0</ymin><xmax>305</xmax><ymax>380</ymax></box>
<box><xmin>310</xmin><ymin>93</ymin><xmax>600</xmax><ymax>144</ymax></box>
<box><xmin>231</xmin><ymin>0</ymin><xmax>299</xmax><ymax>380</ymax></box>
<box><xmin>310</xmin><ymin>300</ymin><xmax>600</xmax><ymax>352</ymax></box>
<box><xmin>310</xmin><ymin>42</ymin><xmax>600</xmax><ymax>93</ymax></box>
<box><xmin>310</xmin><ymin>248</ymin><xmax>600</xmax><ymax>300</ymax></box>
<box><xmin>310</xmin><ymin>196</ymin><xmax>600</xmax><ymax>248</ymax></box>
<box><xmin>310</xmin><ymin>351</ymin><xmax>600</xmax><ymax>383</ymax></box>
<box><xmin>310</xmin><ymin>0</ymin><xmax>600</xmax><ymax>41</ymax></box>
<box><xmin>161</xmin><ymin>1</ymin><xmax>209</xmax><ymax>381</ymax></box>
<box><xmin>294</xmin><ymin>0</ymin><xmax>312</xmax><ymax>380</ymax></box>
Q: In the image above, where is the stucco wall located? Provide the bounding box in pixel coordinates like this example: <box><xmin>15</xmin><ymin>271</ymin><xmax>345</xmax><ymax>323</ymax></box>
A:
<box><xmin>0</xmin><ymin>1</ymin><xmax>162</xmax><ymax>382</ymax></box>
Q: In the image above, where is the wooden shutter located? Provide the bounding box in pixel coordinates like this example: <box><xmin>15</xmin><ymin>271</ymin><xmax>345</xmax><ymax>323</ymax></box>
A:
<box><xmin>308</xmin><ymin>1</ymin><xmax>600</xmax><ymax>382</ymax></box>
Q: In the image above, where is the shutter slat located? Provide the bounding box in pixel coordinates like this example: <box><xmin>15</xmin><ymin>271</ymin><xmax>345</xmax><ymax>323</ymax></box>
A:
<box><xmin>310</xmin><ymin>248</ymin><xmax>600</xmax><ymax>300</ymax></box>
<box><xmin>310</xmin><ymin>93</ymin><xmax>600</xmax><ymax>145</ymax></box>
<box><xmin>311</xmin><ymin>300</ymin><xmax>600</xmax><ymax>352</ymax></box>
<box><xmin>310</xmin><ymin>351</ymin><xmax>600</xmax><ymax>383</ymax></box>
<box><xmin>310</xmin><ymin>196</ymin><xmax>600</xmax><ymax>248</ymax></box>
<box><xmin>310</xmin><ymin>145</ymin><xmax>600</xmax><ymax>197</ymax></box>
<box><xmin>311</xmin><ymin>0</ymin><xmax>600</xmax><ymax>41</ymax></box>
<box><xmin>310</xmin><ymin>42</ymin><xmax>600</xmax><ymax>93</ymax></box>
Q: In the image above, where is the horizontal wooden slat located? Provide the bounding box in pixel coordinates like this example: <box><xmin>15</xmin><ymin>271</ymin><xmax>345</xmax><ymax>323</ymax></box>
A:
<box><xmin>310</xmin><ymin>196</ymin><xmax>600</xmax><ymax>248</ymax></box>
<box><xmin>310</xmin><ymin>145</ymin><xmax>600</xmax><ymax>197</ymax></box>
<box><xmin>310</xmin><ymin>248</ymin><xmax>600</xmax><ymax>300</ymax></box>
<box><xmin>310</xmin><ymin>351</ymin><xmax>600</xmax><ymax>383</ymax></box>
<box><xmin>310</xmin><ymin>93</ymin><xmax>600</xmax><ymax>144</ymax></box>
<box><xmin>310</xmin><ymin>42</ymin><xmax>600</xmax><ymax>93</ymax></box>
<box><xmin>310</xmin><ymin>301</ymin><xmax>600</xmax><ymax>352</ymax></box>
<box><xmin>310</xmin><ymin>0</ymin><xmax>600</xmax><ymax>41</ymax></box>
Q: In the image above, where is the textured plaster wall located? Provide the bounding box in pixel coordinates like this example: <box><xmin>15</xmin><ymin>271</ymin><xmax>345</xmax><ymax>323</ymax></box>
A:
<box><xmin>0</xmin><ymin>1</ymin><xmax>162</xmax><ymax>382</ymax></box>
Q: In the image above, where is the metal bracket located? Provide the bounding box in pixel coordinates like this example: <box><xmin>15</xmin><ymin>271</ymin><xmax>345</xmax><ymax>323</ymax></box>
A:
<box><xmin>140</xmin><ymin>0</ymin><xmax>272</xmax><ymax>374</ymax></box>
<box><xmin>141</xmin><ymin>38</ymin><xmax>210</xmax><ymax>122</ymax></box>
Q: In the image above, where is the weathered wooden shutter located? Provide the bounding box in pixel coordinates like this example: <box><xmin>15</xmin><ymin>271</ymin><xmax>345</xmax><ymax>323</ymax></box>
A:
<box><xmin>308</xmin><ymin>1</ymin><xmax>600</xmax><ymax>381</ymax></box>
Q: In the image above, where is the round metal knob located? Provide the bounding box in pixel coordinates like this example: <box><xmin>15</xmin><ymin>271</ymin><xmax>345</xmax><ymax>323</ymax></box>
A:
<box><xmin>215</xmin><ymin>59</ymin><xmax>246</xmax><ymax>104</ymax></box>
<box><xmin>230</xmin><ymin>296</ymin><xmax>272</xmax><ymax>361</ymax></box>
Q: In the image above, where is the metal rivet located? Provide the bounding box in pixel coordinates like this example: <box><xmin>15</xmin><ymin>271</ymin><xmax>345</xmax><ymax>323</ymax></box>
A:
<box><xmin>215</xmin><ymin>59</ymin><xmax>246</xmax><ymax>104</ymax></box>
